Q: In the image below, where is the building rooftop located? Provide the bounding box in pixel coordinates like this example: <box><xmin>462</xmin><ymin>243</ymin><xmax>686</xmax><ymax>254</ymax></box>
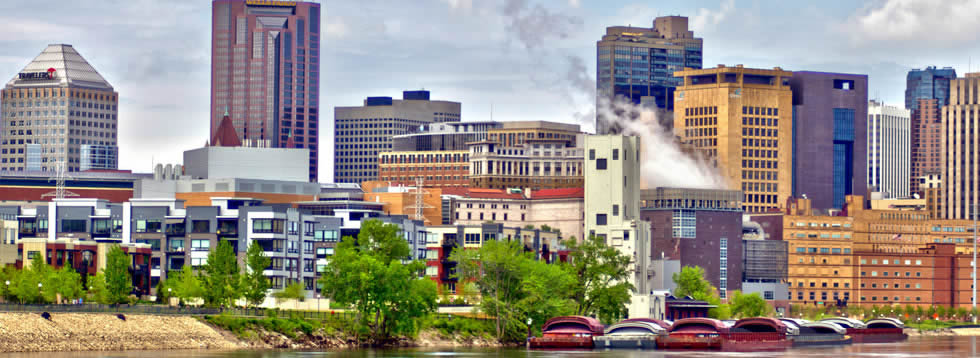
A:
<box><xmin>441</xmin><ymin>187</ymin><xmax>524</xmax><ymax>200</ymax></box>
<box><xmin>530</xmin><ymin>187</ymin><xmax>584</xmax><ymax>199</ymax></box>
<box><xmin>5</xmin><ymin>44</ymin><xmax>113</xmax><ymax>90</ymax></box>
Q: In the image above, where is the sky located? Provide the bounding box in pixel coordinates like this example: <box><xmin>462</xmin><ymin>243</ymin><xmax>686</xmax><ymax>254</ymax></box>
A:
<box><xmin>2</xmin><ymin>0</ymin><xmax>980</xmax><ymax>181</ymax></box>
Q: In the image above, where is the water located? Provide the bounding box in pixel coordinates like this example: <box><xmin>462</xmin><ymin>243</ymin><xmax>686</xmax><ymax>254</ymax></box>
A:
<box><xmin>2</xmin><ymin>336</ymin><xmax>979</xmax><ymax>357</ymax></box>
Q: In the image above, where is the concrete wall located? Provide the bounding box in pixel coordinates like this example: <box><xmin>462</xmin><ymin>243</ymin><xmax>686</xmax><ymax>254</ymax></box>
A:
<box><xmin>183</xmin><ymin>147</ymin><xmax>309</xmax><ymax>182</ymax></box>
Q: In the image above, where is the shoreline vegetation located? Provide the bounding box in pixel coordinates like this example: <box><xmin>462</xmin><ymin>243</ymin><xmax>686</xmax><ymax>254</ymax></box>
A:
<box><xmin>0</xmin><ymin>310</ymin><xmax>977</xmax><ymax>353</ymax></box>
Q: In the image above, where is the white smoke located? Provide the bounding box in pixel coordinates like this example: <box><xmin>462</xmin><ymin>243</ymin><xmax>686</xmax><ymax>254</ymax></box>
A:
<box><xmin>488</xmin><ymin>0</ymin><xmax>727</xmax><ymax>189</ymax></box>
<box><xmin>597</xmin><ymin>96</ymin><xmax>727</xmax><ymax>190</ymax></box>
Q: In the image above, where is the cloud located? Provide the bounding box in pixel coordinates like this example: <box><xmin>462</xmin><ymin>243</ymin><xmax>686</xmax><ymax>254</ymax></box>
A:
<box><xmin>442</xmin><ymin>0</ymin><xmax>474</xmax><ymax>11</ymax></box>
<box><xmin>848</xmin><ymin>0</ymin><xmax>980</xmax><ymax>47</ymax></box>
<box><xmin>690</xmin><ymin>0</ymin><xmax>735</xmax><ymax>32</ymax></box>
<box><xmin>501</xmin><ymin>0</ymin><xmax>583</xmax><ymax>50</ymax></box>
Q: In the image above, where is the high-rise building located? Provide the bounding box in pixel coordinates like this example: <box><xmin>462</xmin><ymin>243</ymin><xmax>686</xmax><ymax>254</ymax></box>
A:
<box><xmin>673</xmin><ymin>65</ymin><xmax>793</xmax><ymax>213</ymax></box>
<box><xmin>911</xmin><ymin>98</ymin><xmax>943</xmax><ymax>196</ymax></box>
<box><xmin>378</xmin><ymin>121</ymin><xmax>500</xmax><ymax>187</ymax></box>
<box><xmin>789</xmin><ymin>72</ymin><xmax>869</xmax><ymax>210</ymax></box>
<box><xmin>596</xmin><ymin>16</ymin><xmax>702</xmax><ymax>133</ymax></box>
<box><xmin>210</xmin><ymin>0</ymin><xmax>321</xmax><ymax>182</ymax></box>
<box><xmin>1</xmin><ymin>44</ymin><xmax>118</xmax><ymax>173</ymax></box>
<box><xmin>867</xmin><ymin>101</ymin><xmax>910</xmax><ymax>199</ymax></box>
<box><xmin>908</xmin><ymin>67</ymin><xmax>956</xmax><ymax>197</ymax></box>
<box><xmin>905</xmin><ymin>66</ymin><xmax>956</xmax><ymax>111</ymax></box>
<box><xmin>941</xmin><ymin>73</ymin><xmax>980</xmax><ymax>220</ymax></box>
<box><xmin>334</xmin><ymin>91</ymin><xmax>461</xmax><ymax>184</ymax></box>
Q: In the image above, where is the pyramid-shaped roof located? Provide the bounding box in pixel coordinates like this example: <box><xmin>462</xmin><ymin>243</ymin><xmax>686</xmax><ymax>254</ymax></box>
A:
<box><xmin>211</xmin><ymin>113</ymin><xmax>242</xmax><ymax>147</ymax></box>
<box><xmin>5</xmin><ymin>44</ymin><xmax>113</xmax><ymax>90</ymax></box>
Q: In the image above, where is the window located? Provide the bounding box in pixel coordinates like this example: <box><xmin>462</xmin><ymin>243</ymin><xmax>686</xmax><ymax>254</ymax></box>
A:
<box><xmin>61</xmin><ymin>219</ymin><xmax>86</xmax><ymax>232</ymax></box>
<box><xmin>136</xmin><ymin>220</ymin><xmax>162</xmax><ymax>233</ymax></box>
<box><xmin>612</xmin><ymin>149</ymin><xmax>619</xmax><ymax>160</ymax></box>
<box><xmin>191</xmin><ymin>257</ymin><xmax>207</xmax><ymax>267</ymax></box>
<box><xmin>191</xmin><ymin>239</ymin><xmax>209</xmax><ymax>251</ymax></box>
<box><xmin>596</xmin><ymin>214</ymin><xmax>607</xmax><ymax>226</ymax></box>
<box><xmin>192</xmin><ymin>220</ymin><xmax>210</xmax><ymax>233</ymax></box>
<box><xmin>169</xmin><ymin>239</ymin><xmax>185</xmax><ymax>252</ymax></box>
<box><xmin>589</xmin><ymin>149</ymin><xmax>595</xmax><ymax>160</ymax></box>
<box><xmin>612</xmin><ymin>205</ymin><xmax>619</xmax><ymax>216</ymax></box>
<box><xmin>253</xmin><ymin>219</ymin><xmax>285</xmax><ymax>233</ymax></box>
<box><xmin>764</xmin><ymin>291</ymin><xmax>774</xmax><ymax>300</ymax></box>
<box><xmin>464</xmin><ymin>233</ymin><xmax>480</xmax><ymax>245</ymax></box>
<box><xmin>596</xmin><ymin>158</ymin><xmax>607</xmax><ymax>170</ymax></box>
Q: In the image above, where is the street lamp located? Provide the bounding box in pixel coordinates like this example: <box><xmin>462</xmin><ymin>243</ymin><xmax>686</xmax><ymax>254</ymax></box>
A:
<box><xmin>37</xmin><ymin>283</ymin><xmax>42</xmax><ymax>304</ymax></box>
<box><xmin>526</xmin><ymin>317</ymin><xmax>533</xmax><ymax>341</ymax></box>
<box><xmin>974</xmin><ymin>202</ymin><xmax>977</xmax><ymax>324</ymax></box>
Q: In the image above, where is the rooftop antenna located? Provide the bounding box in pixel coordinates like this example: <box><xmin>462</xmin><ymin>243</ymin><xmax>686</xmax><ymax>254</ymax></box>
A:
<box><xmin>405</xmin><ymin>177</ymin><xmax>433</xmax><ymax>224</ymax></box>
<box><xmin>42</xmin><ymin>160</ymin><xmax>79</xmax><ymax>200</ymax></box>
<box><xmin>490</xmin><ymin>103</ymin><xmax>494</xmax><ymax>122</ymax></box>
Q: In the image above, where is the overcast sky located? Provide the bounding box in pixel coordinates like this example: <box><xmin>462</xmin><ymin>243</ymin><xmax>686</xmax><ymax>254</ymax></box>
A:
<box><xmin>2</xmin><ymin>0</ymin><xmax>979</xmax><ymax>181</ymax></box>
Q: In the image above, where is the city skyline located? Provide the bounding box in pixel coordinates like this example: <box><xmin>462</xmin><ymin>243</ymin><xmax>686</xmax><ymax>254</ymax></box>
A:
<box><xmin>1</xmin><ymin>0</ymin><xmax>979</xmax><ymax>181</ymax></box>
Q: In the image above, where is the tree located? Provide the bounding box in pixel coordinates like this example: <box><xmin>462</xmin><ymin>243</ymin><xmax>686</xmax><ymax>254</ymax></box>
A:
<box><xmin>0</xmin><ymin>266</ymin><xmax>19</xmax><ymax>301</ymax></box>
<box><xmin>319</xmin><ymin>219</ymin><xmax>437</xmax><ymax>344</ymax></box>
<box><xmin>88</xmin><ymin>272</ymin><xmax>108</xmax><ymax>304</ymax></box>
<box><xmin>672</xmin><ymin>266</ymin><xmax>712</xmax><ymax>298</ymax></box>
<box><xmin>729</xmin><ymin>290</ymin><xmax>772</xmax><ymax>318</ymax></box>
<box><xmin>12</xmin><ymin>258</ymin><xmax>47</xmax><ymax>303</ymax></box>
<box><xmin>453</xmin><ymin>239</ymin><xmax>576</xmax><ymax>342</ymax></box>
<box><xmin>564</xmin><ymin>235</ymin><xmax>633</xmax><ymax>324</ymax></box>
<box><xmin>540</xmin><ymin>224</ymin><xmax>552</xmax><ymax>232</ymax></box>
<box><xmin>103</xmin><ymin>246</ymin><xmax>133</xmax><ymax>304</ymax></box>
<box><xmin>241</xmin><ymin>241</ymin><xmax>271</xmax><ymax>307</ymax></box>
<box><xmin>273</xmin><ymin>282</ymin><xmax>305</xmax><ymax>304</ymax></box>
<box><xmin>671</xmin><ymin>266</ymin><xmax>729</xmax><ymax>319</ymax></box>
<box><xmin>201</xmin><ymin>239</ymin><xmax>240</xmax><ymax>307</ymax></box>
<box><xmin>173</xmin><ymin>265</ymin><xmax>204</xmax><ymax>305</ymax></box>
<box><xmin>43</xmin><ymin>265</ymin><xmax>83</xmax><ymax>303</ymax></box>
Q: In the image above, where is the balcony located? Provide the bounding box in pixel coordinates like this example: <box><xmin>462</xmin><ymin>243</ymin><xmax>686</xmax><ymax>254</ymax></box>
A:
<box><xmin>287</xmin><ymin>248</ymin><xmax>300</xmax><ymax>254</ymax></box>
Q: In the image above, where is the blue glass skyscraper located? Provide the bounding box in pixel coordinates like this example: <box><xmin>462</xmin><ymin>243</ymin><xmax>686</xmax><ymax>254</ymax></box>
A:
<box><xmin>905</xmin><ymin>66</ymin><xmax>956</xmax><ymax>110</ymax></box>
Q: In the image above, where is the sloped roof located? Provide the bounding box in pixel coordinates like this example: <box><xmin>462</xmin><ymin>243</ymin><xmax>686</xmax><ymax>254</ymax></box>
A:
<box><xmin>531</xmin><ymin>187</ymin><xmax>584</xmax><ymax>199</ymax></box>
<box><xmin>6</xmin><ymin>44</ymin><xmax>113</xmax><ymax>90</ymax></box>
<box><xmin>211</xmin><ymin>114</ymin><xmax>242</xmax><ymax>147</ymax></box>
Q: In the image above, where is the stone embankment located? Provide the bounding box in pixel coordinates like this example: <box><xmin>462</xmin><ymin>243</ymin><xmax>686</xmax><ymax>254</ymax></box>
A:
<box><xmin>0</xmin><ymin>312</ymin><xmax>240</xmax><ymax>352</ymax></box>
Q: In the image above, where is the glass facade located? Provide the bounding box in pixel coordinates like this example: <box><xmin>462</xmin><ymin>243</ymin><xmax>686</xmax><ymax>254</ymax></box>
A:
<box><xmin>671</xmin><ymin>209</ymin><xmax>696</xmax><ymax>238</ymax></box>
<box><xmin>833</xmin><ymin>108</ymin><xmax>855</xmax><ymax>209</ymax></box>
<box><xmin>211</xmin><ymin>0</ymin><xmax>320</xmax><ymax>181</ymax></box>
<box><xmin>905</xmin><ymin>67</ymin><xmax>956</xmax><ymax>110</ymax></box>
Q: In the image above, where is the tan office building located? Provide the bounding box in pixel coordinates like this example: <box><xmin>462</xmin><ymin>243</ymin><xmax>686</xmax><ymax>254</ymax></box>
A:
<box><xmin>673</xmin><ymin>65</ymin><xmax>793</xmax><ymax>213</ymax></box>
<box><xmin>468</xmin><ymin>121</ymin><xmax>584</xmax><ymax>190</ymax></box>
<box><xmin>941</xmin><ymin>73</ymin><xmax>980</xmax><ymax>220</ymax></box>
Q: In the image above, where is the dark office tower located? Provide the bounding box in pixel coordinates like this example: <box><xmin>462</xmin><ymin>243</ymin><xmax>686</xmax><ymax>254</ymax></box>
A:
<box><xmin>789</xmin><ymin>72</ymin><xmax>869</xmax><ymax>210</ymax></box>
<box><xmin>906</xmin><ymin>67</ymin><xmax>955</xmax><ymax>195</ymax></box>
<box><xmin>905</xmin><ymin>67</ymin><xmax>956</xmax><ymax>111</ymax></box>
<box><xmin>596</xmin><ymin>16</ymin><xmax>702</xmax><ymax>134</ymax></box>
<box><xmin>210</xmin><ymin>0</ymin><xmax>321</xmax><ymax>182</ymax></box>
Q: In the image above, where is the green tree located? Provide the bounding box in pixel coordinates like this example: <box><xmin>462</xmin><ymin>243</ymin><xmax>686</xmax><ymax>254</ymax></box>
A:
<box><xmin>0</xmin><ymin>266</ymin><xmax>19</xmax><ymax>301</ymax></box>
<box><xmin>103</xmin><ymin>246</ymin><xmax>133</xmax><ymax>304</ymax></box>
<box><xmin>540</xmin><ymin>224</ymin><xmax>552</xmax><ymax>232</ymax></box>
<box><xmin>453</xmin><ymin>239</ymin><xmax>575</xmax><ymax>342</ymax></box>
<box><xmin>729</xmin><ymin>290</ymin><xmax>772</xmax><ymax>318</ymax></box>
<box><xmin>201</xmin><ymin>239</ymin><xmax>241</xmax><ymax>307</ymax></box>
<box><xmin>564</xmin><ymin>235</ymin><xmax>633</xmax><ymax>324</ymax></box>
<box><xmin>273</xmin><ymin>282</ymin><xmax>305</xmax><ymax>303</ymax></box>
<box><xmin>173</xmin><ymin>265</ymin><xmax>204</xmax><ymax>305</ymax></box>
<box><xmin>241</xmin><ymin>241</ymin><xmax>272</xmax><ymax>307</ymax></box>
<box><xmin>88</xmin><ymin>272</ymin><xmax>108</xmax><ymax>304</ymax></box>
<box><xmin>671</xmin><ymin>266</ymin><xmax>729</xmax><ymax>319</ymax></box>
<box><xmin>13</xmin><ymin>258</ymin><xmax>47</xmax><ymax>303</ymax></box>
<box><xmin>43</xmin><ymin>265</ymin><xmax>83</xmax><ymax>303</ymax></box>
<box><xmin>319</xmin><ymin>220</ymin><xmax>437</xmax><ymax>344</ymax></box>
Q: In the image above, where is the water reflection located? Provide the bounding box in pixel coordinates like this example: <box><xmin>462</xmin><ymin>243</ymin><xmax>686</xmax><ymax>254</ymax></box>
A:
<box><xmin>1</xmin><ymin>336</ymin><xmax>978</xmax><ymax>358</ymax></box>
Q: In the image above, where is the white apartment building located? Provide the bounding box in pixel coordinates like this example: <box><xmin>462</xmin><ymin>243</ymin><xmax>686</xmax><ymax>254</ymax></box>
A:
<box><xmin>867</xmin><ymin>100</ymin><xmax>910</xmax><ymax>199</ymax></box>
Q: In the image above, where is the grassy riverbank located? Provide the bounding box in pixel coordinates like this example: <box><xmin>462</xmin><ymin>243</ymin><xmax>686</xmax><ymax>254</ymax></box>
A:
<box><xmin>202</xmin><ymin>312</ymin><xmax>501</xmax><ymax>349</ymax></box>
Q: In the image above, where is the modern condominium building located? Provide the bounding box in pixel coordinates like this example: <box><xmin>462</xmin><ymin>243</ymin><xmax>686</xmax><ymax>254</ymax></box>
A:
<box><xmin>210</xmin><ymin>0</ymin><xmax>321</xmax><ymax>181</ymax></box>
<box><xmin>1</xmin><ymin>44</ymin><xmax>118</xmax><ymax>173</ymax></box>
<box><xmin>673</xmin><ymin>65</ymin><xmax>794</xmax><ymax>213</ymax></box>
<box><xmin>867</xmin><ymin>101</ymin><xmax>910</xmax><ymax>199</ymax></box>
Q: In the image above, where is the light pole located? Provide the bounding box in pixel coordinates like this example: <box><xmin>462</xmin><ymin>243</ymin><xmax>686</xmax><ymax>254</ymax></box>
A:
<box><xmin>526</xmin><ymin>317</ymin><xmax>533</xmax><ymax>341</ymax></box>
<box><xmin>37</xmin><ymin>282</ymin><xmax>42</xmax><ymax>304</ymax></box>
<box><xmin>974</xmin><ymin>202</ymin><xmax>977</xmax><ymax>324</ymax></box>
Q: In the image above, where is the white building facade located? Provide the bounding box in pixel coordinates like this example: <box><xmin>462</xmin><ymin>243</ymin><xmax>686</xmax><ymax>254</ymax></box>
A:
<box><xmin>867</xmin><ymin>101</ymin><xmax>910</xmax><ymax>198</ymax></box>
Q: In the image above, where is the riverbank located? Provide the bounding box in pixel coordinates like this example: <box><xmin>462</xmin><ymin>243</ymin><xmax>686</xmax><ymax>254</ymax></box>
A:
<box><xmin>0</xmin><ymin>312</ymin><xmax>502</xmax><ymax>353</ymax></box>
<box><xmin>0</xmin><ymin>312</ymin><xmax>241</xmax><ymax>352</ymax></box>
<box><xmin>907</xmin><ymin>327</ymin><xmax>980</xmax><ymax>336</ymax></box>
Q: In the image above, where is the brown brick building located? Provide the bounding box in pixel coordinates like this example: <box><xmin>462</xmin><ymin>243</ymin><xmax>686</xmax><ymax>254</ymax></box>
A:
<box><xmin>377</xmin><ymin>150</ymin><xmax>469</xmax><ymax>187</ymax></box>
<box><xmin>911</xmin><ymin>98</ymin><xmax>942</xmax><ymax>196</ymax></box>
<box><xmin>469</xmin><ymin>121</ymin><xmax>584</xmax><ymax>190</ymax></box>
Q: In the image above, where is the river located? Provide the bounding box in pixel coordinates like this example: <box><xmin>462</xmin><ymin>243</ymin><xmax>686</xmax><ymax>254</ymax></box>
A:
<box><xmin>2</xmin><ymin>336</ymin><xmax>978</xmax><ymax>357</ymax></box>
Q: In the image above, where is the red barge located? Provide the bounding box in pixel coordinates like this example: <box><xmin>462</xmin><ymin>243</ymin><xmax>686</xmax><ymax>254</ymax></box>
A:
<box><xmin>657</xmin><ymin>317</ymin><xmax>727</xmax><ymax>350</ymax></box>
<box><xmin>528</xmin><ymin>316</ymin><xmax>604</xmax><ymax>349</ymax></box>
<box><xmin>721</xmin><ymin>317</ymin><xmax>792</xmax><ymax>351</ymax></box>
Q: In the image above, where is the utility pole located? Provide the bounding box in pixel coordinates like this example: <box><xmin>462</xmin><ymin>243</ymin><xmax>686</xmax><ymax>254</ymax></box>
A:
<box><xmin>974</xmin><ymin>202</ymin><xmax>977</xmax><ymax>323</ymax></box>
